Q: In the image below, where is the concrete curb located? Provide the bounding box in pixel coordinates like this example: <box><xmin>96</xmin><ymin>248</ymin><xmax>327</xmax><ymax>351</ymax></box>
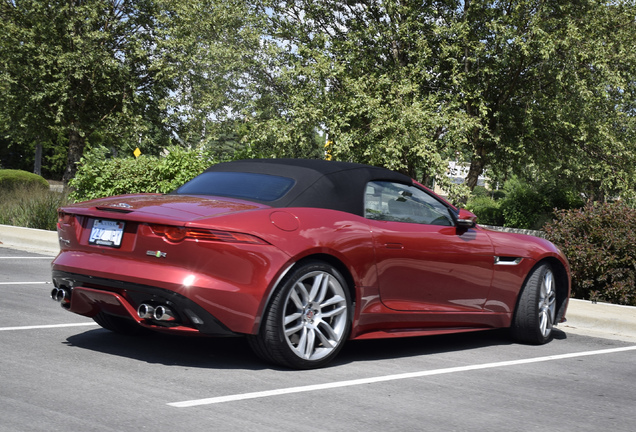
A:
<box><xmin>561</xmin><ymin>298</ymin><xmax>636</xmax><ymax>343</ymax></box>
<box><xmin>0</xmin><ymin>224</ymin><xmax>59</xmax><ymax>255</ymax></box>
<box><xmin>1</xmin><ymin>225</ymin><xmax>635</xmax><ymax>343</ymax></box>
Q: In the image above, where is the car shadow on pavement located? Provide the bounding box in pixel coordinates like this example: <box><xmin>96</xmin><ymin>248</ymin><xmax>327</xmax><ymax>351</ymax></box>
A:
<box><xmin>64</xmin><ymin>327</ymin><xmax>568</xmax><ymax>371</ymax></box>
<box><xmin>336</xmin><ymin>328</ymin><xmax>567</xmax><ymax>366</ymax></box>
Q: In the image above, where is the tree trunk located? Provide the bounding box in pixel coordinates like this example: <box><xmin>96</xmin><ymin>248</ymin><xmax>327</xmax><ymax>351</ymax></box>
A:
<box><xmin>62</xmin><ymin>129</ymin><xmax>85</xmax><ymax>185</ymax></box>
<box><xmin>33</xmin><ymin>142</ymin><xmax>42</xmax><ymax>176</ymax></box>
<box><xmin>465</xmin><ymin>143</ymin><xmax>487</xmax><ymax>191</ymax></box>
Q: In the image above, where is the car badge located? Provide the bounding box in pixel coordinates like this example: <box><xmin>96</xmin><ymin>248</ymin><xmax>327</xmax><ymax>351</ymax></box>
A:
<box><xmin>147</xmin><ymin>250</ymin><xmax>167</xmax><ymax>258</ymax></box>
<box><xmin>110</xmin><ymin>203</ymin><xmax>132</xmax><ymax>208</ymax></box>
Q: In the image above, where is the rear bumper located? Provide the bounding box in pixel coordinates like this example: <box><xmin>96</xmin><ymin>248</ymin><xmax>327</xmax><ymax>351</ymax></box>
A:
<box><xmin>52</xmin><ymin>270</ymin><xmax>239</xmax><ymax>337</ymax></box>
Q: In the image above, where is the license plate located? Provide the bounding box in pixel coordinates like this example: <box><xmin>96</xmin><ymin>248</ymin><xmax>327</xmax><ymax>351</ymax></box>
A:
<box><xmin>89</xmin><ymin>219</ymin><xmax>125</xmax><ymax>248</ymax></box>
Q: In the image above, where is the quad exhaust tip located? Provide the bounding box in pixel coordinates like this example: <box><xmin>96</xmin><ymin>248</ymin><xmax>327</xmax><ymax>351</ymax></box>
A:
<box><xmin>137</xmin><ymin>303</ymin><xmax>177</xmax><ymax>322</ymax></box>
<box><xmin>50</xmin><ymin>287</ymin><xmax>70</xmax><ymax>304</ymax></box>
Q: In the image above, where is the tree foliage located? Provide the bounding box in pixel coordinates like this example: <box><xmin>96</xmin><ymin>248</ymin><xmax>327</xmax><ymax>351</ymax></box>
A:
<box><xmin>244</xmin><ymin>0</ymin><xmax>636</xmax><ymax>202</ymax></box>
<box><xmin>0</xmin><ymin>0</ymin><xmax>260</xmax><ymax>182</ymax></box>
<box><xmin>0</xmin><ymin>0</ymin><xmax>176</xmax><ymax>182</ymax></box>
<box><xmin>1</xmin><ymin>0</ymin><xmax>634</xmax><ymax>204</ymax></box>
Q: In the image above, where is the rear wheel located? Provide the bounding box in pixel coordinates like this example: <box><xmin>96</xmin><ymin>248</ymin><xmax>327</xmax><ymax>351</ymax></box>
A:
<box><xmin>511</xmin><ymin>263</ymin><xmax>557</xmax><ymax>344</ymax></box>
<box><xmin>93</xmin><ymin>312</ymin><xmax>145</xmax><ymax>335</ymax></box>
<box><xmin>249</xmin><ymin>261</ymin><xmax>351</xmax><ymax>369</ymax></box>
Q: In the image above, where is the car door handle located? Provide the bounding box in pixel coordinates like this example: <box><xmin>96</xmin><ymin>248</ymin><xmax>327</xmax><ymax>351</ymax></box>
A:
<box><xmin>384</xmin><ymin>243</ymin><xmax>404</xmax><ymax>250</ymax></box>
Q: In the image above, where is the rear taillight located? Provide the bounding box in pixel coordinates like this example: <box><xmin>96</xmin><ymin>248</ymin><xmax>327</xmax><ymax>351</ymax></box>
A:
<box><xmin>58</xmin><ymin>212</ymin><xmax>73</xmax><ymax>225</ymax></box>
<box><xmin>150</xmin><ymin>225</ymin><xmax>187</xmax><ymax>242</ymax></box>
<box><xmin>149</xmin><ymin>225</ymin><xmax>267</xmax><ymax>245</ymax></box>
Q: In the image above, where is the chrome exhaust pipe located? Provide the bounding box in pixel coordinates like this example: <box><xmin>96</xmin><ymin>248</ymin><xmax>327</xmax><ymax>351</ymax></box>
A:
<box><xmin>137</xmin><ymin>304</ymin><xmax>155</xmax><ymax>319</ymax></box>
<box><xmin>154</xmin><ymin>305</ymin><xmax>176</xmax><ymax>322</ymax></box>
<box><xmin>50</xmin><ymin>287</ymin><xmax>69</xmax><ymax>303</ymax></box>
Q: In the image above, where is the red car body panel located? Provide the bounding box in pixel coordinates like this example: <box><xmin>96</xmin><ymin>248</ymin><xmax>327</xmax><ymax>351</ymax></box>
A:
<box><xmin>51</xmin><ymin>159</ymin><xmax>571</xmax><ymax>350</ymax></box>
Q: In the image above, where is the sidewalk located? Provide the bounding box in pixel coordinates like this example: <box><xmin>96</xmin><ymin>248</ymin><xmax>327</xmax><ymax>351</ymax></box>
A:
<box><xmin>1</xmin><ymin>224</ymin><xmax>635</xmax><ymax>343</ymax></box>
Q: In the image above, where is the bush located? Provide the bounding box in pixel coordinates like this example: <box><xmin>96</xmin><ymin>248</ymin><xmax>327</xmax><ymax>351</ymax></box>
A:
<box><xmin>544</xmin><ymin>202</ymin><xmax>636</xmax><ymax>306</ymax></box>
<box><xmin>465</xmin><ymin>195</ymin><xmax>504</xmax><ymax>226</ymax></box>
<box><xmin>0</xmin><ymin>169</ymin><xmax>49</xmax><ymax>191</ymax></box>
<box><xmin>69</xmin><ymin>146</ymin><xmax>216</xmax><ymax>202</ymax></box>
<box><xmin>498</xmin><ymin>180</ymin><xmax>550</xmax><ymax>229</ymax></box>
<box><xmin>467</xmin><ymin>177</ymin><xmax>584</xmax><ymax>229</ymax></box>
<box><xmin>0</xmin><ymin>185</ymin><xmax>69</xmax><ymax>230</ymax></box>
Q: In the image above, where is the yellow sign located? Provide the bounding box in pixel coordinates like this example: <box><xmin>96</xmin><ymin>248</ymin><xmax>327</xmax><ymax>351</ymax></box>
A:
<box><xmin>134</xmin><ymin>147</ymin><xmax>141</xmax><ymax>158</ymax></box>
<box><xmin>324</xmin><ymin>140</ymin><xmax>333</xmax><ymax>161</ymax></box>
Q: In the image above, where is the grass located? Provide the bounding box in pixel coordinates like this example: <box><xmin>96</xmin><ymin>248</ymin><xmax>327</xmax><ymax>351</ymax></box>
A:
<box><xmin>0</xmin><ymin>184</ymin><xmax>70</xmax><ymax>231</ymax></box>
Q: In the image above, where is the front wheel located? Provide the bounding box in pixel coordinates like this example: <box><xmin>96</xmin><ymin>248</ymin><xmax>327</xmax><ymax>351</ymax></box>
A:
<box><xmin>511</xmin><ymin>263</ymin><xmax>557</xmax><ymax>344</ymax></box>
<box><xmin>249</xmin><ymin>261</ymin><xmax>352</xmax><ymax>369</ymax></box>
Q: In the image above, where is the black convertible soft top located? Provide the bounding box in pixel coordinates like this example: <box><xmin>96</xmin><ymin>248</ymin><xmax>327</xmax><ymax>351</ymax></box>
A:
<box><xmin>194</xmin><ymin>158</ymin><xmax>413</xmax><ymax>216</ymax></box>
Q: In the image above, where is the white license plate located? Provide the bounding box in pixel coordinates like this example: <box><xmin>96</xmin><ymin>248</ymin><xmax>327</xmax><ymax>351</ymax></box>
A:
<box><xmin>89</xmin><ymin>219</ymin><xmax>125</xmax><ymax>248</ymax></box>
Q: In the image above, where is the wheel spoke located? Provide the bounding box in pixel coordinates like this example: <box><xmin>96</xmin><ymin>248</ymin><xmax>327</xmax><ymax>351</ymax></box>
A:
<box><xmin>284</xmin><ymin>321</ymin><xmax>303</xmax><ymax>336</ymax></box>
<box><xmin>321</xmin><ymin>294</ymin><xmax>345</xmax><ymax>309</ymax></box>
<box><xmin>289</xmin><ymin>285</ymin><xmax>306</xmax><ymax>309</ymax></box>
<box><xmin>308</xmin><ymin>273</ymin><xmax>329</xmax><ymax>303</ymax></box>
<box><xmin>295</xmin><ymin>326</ymin><xmax>308</xmax><ymax>355</ymax></box>
<box><xmin>539</xmin><ymin>308</ymin><xmax>553</xmax><ymax>336</ymax></box>
<box><xmin>538</xmin><ymin>269</ymin><xmax>556</xmax><ymax>337</ymax></box>
<box><xmin>303</xmin><ymin>328</ymin><xmax>316</xmax><ymax>359</ymax></box>
<box><xmin>284</xmin><ymin>312</ymin><xmax>302</xmax><ymax>326</ymax></box>
<box><xmin>316</xmin><ymin>273</ymin><xmax>330</xmax><ymax>304</ymax></box>
<box><xmin>317</xmin><ymin>321</ymin><xmax>337</xmax><ymax>344</ymax></box>
<box><xmin>321</xmin><ymin>304</ymin><xmax>346</xmax><ymax>319</ymax></box>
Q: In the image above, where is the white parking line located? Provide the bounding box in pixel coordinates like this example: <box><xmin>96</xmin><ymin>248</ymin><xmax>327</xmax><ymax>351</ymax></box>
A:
<box><xmin>0</xmin><ymin>323</ymin><xmax>99</xmax><ymax>331</ymax></box>
<box><xmin>0</xmin><ymin>282</ymin><xmax>51</xmax><ymax>285</ymax></box>
<box><xmin>0</xmin><ymin>257</ymin><xmax>55</xmax><ymax>259</ymax></box>
<box><xmin>168</xmin><ymin>345</ymin><xmax>636</xmax><ymax>408</ymax></box>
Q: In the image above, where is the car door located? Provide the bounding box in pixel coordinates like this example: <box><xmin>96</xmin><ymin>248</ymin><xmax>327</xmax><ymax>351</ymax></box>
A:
<box><xmin>365</xmin><ymin>181</ymin><xmax>495</xmax><ymax>312</ymax></box>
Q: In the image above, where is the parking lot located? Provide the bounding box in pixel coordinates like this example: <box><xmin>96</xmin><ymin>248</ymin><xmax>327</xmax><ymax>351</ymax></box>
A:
<box><xmin>1</xmin><ymin>245</ymin><xmax>635</xmax><ymax>431</ymax></box>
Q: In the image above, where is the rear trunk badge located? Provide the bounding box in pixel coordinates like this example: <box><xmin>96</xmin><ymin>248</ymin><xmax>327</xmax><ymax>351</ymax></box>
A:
<box><xmin>147</xmin><ymin>250</ymin><xmax>167</xmax><ymax>258</ymax></box>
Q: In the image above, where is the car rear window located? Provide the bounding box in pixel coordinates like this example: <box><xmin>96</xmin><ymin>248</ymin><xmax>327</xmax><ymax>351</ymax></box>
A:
<box><xmin>174</xmin><ymin>172</ymin><xmax>295</xmax><ymax>202</ymax></box>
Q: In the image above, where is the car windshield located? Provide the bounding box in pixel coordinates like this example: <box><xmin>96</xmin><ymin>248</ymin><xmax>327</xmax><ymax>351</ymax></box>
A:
<box><xmin>174</xmin><ymin>172</ymin><xmax>295</xmax><ymax>202</ymax></box>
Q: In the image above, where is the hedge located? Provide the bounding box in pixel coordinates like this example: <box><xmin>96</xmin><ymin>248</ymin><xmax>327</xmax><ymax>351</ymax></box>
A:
<box><xmin>544</xmin><ymin>202</ymin><xmax>636</xmax><ymax>306</ymax></box>
<box><xmin>0</xmin><ymin>169</ymin><xmax>49</xmax><ymax>191</ymax></box>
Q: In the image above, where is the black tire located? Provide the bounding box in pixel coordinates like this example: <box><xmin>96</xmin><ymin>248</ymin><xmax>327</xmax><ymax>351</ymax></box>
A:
<box><xmin>248</xmin><ymin>261</ymin><xmax>352</xmax><ymax>369</ymax></box>
<box><xmin>511</xmin><ymin>263</ymin><xmax>557</xmax><ymax>344</ymax></box>
<box><xmin>93</xmin><ymin>311</ymin><xmax>145</xmax><ymax>335</ymax></box>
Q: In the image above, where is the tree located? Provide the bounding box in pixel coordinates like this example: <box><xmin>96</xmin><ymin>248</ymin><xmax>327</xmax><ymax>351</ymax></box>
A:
<box><xmin>0</xmin><ymin>0</ymin><xmax>175</xmax><ymax>183</ymax></box>
<box><xmin>247</xmin><ymin>0</ymin><xmax>636</xmax><ymax>201</ymax></box>
<box><xmin>456</xmin><ymin>0</ymin><xmax>636</xmax><ymax>200</ymax></box>
<box><xmin>249</xmin><ymin>0</ymin><xmax>473</xmax><ymax>196</ymax></box>
<box><xmin>152</xmin><ymin>0</ymin><xmax>267</xmax><ymax>154</ymax></box>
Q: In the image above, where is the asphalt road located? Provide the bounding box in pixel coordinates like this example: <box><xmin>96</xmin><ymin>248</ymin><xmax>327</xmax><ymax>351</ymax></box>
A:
<box><xmin>1</xmin><ymin>246</ymin><xmax>635</xmax><ymax>432</ymax></box>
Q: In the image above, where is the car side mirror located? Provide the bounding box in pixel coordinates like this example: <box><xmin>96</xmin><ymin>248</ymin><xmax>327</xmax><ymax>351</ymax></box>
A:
<box><xmin>456</xmin><ymin>209</ymin><xmax>477</xmax><ymax>229</ymax></box>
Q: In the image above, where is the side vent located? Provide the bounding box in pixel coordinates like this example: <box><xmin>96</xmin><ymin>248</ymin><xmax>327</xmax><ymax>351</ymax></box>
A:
<box><xmin>494</xmin><ymin>256</ymin><xmax>523</xmax><ymax>266</ymax></box>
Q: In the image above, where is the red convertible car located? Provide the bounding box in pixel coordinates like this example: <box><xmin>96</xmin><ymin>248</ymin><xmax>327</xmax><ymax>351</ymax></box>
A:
<box><xmin>51</xmin><ymin>158</ymin><xmax>570</xmax><ymax>368</ymax></box>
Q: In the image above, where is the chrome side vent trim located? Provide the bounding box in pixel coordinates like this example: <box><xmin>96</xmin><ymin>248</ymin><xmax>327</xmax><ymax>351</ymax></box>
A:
<box><xmin>494</xmin><ymin>256</ymin><xmax>523</xmax><ymax>266</ymax></box>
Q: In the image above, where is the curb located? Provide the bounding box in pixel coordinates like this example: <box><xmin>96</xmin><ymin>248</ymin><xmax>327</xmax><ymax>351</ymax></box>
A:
<box><xmin>1</xmin><ymin>225</ymin><xmax>635</xmax><ymax>343</ymax></box>
<box><xmin>0</xmin><ymin>224</ymin><xmax>59</xmax><ymax>255</ymax></box>
<box><xmin>561</xmin><ymin>298</ymin><xmax>636</xmax><ymax>343</ymax></box>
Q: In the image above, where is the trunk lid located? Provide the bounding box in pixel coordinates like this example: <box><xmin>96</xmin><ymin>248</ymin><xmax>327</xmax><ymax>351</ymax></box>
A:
<box><xmin>60</xmin><ymin>194</ymin><xmax>270</xmax><ymax>224</ymax></box>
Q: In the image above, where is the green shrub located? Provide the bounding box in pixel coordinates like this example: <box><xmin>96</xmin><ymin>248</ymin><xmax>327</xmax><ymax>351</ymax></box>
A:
<box><xmin>544</xmin><ymin>202</ymin><xmax>636</xmax><ymax>306</ymax></box>
<box><xmin>69</xmin><ymin>146</ymin><xmax>216</xmax><ymax>202</ymax></box>
<box><xmin>499</xmin><ymin>180</ymin><xmax>549</xmax><ymax>229</ymax></box>
<box><xmin>0</xmin><ymin>169</ymin><xmax>49</xmax><ymax>191</ymax></box>
<box><xmin>465</xmin><ymin>195</ymin><xmax>504</xmax><ymax>226</ymax></box>
<box><xmin>472</xmin><ymin>177</ymin><xmax>585</xmax><ymax>230</ymax></box>
<box><xmin>0</xmin><ymin>185</ymin><xmax>69</xmax><ymax>230</ymax></box>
